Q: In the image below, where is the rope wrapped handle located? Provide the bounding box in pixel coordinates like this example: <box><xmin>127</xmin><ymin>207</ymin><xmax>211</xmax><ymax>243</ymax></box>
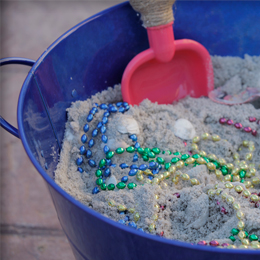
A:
<box><xmin>129</xmin><ymin>0</ymin><xmax>176</xmax><ymax>27</ymax></box>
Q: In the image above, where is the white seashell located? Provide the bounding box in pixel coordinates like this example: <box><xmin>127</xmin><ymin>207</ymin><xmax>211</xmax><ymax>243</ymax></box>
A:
<box><xmin>186</xmin><ymin>165</ymin><xmax>207</xmax><ymax>178</ymax></box>
<box><xmin>186</xmin><ymin>165</ymin><xmax>216</xmax><ymax>185</ymax></box>
<box><xmin>65</xmin><ymin>129</ymin><xmax>75</xmax><ymax>142</ymax></box>
<box><xmin>70</xmin><ymin>121</ymin><xmax>80</xmax><ymax>132</ymax></box>
<box><xmin>106</xmin><ymin>175</ymin><xmax>117</xmax><ymax>186</ymax></box>
<box><xmin>101</xmin><ymin>139</ymin><xmax>128</xmax><ymax>151</ymax></box>
<box><xmin>172</xmin><ymin>118</ymin><xmax>196</xmax><ymax>140</ymax></box>
<box><xmin>186</xmin><ymin>193</ymin><xmax>209</xmax><ymax>229</ymax></box>
<box><xmin>116</xmin><ymin>115</ymin><xmax>140</xmax><ymax>134</ymax></box>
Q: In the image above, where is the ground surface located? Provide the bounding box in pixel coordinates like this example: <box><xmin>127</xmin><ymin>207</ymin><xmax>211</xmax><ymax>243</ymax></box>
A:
<box><xmin>0</xmin><ymin>1</ymin><xmax>121</xmax><ymax>259</ymax></box>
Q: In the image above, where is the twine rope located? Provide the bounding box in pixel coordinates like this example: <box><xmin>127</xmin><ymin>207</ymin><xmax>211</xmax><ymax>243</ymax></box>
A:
<box><xmin>129</xmin><ymin>0</ymin><xmax>176</xmax><ymax>27</ymax></box>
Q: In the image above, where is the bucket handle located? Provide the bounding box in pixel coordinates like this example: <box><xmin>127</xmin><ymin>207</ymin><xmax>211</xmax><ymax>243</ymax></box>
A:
<box><xmin>0</xmin><ymin>57</ymin><xmax>35</xmax><ymax>139</ymax></box>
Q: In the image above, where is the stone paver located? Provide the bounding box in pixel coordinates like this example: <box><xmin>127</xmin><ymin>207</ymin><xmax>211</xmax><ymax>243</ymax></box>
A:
<box><xmin>0</xmin><ymin>130</ymin><xmax>62</xmax><ymax>228</ymax></box>
<box><xmin>1</xmin><ymin>234</ymin><xmax>74</xmax><ymax>260</ymax></box>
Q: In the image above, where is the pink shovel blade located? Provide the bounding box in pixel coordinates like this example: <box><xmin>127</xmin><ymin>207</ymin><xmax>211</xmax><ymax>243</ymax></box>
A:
<box><xmin>121</xmin><ymin>23</ymin><xmax>214</xmax><ymax>105</ymax></box>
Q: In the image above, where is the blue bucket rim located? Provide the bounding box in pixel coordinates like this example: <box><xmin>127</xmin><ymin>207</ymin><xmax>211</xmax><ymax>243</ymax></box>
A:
<box><xmin>17</xmin><ymin>1</ymin><xmax>259</xmax><ymax>256</ymax></box>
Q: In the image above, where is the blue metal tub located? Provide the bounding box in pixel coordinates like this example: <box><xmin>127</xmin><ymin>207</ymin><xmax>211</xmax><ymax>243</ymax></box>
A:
<box><xmin>1</xmin><ymin>1</ymin><xmax>260</xmax><ymax>259</ymax></box>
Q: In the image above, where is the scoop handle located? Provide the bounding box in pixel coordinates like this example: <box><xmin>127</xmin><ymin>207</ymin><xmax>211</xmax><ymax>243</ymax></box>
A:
<box><xmin>129</xmin><ymin>0</ymin><xmax>176</xmax><ymax>28</ymax></box>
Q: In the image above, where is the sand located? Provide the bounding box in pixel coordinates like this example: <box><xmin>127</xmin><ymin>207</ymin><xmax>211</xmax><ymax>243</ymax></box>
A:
<box><xmin>54</xmin><ymin>55</ymin><xmax>260</xmax><ymax>248</ymax></box>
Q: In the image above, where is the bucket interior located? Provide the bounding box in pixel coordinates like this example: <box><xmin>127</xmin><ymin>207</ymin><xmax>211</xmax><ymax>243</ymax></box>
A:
<box><xmin>19</xmin><ymin>2</ymin><xmax>148</xmax><ymax>179</ymax></box>
<box><xmin>19</xmin><ymin>1</ymin><xmax>260</xmax><ymax>180</ymax></box>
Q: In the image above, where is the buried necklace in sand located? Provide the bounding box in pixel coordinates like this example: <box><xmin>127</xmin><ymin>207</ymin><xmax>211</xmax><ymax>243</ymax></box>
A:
<box><xmin>75</xmin><ymin>102</ymin><xmax>260</xmax><ymax>249</ymax></box>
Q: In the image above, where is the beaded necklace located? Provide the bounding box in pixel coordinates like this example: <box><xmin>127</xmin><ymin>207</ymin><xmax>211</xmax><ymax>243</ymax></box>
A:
<box><xmin>219</xmin><ymin>117</ymin><xmax>259</xmax><ymax>137</ymax></box>
<box><xmin>75</xmin><ymin>102</ymin><xmax>260</xmax><ymax>249</ymax></box>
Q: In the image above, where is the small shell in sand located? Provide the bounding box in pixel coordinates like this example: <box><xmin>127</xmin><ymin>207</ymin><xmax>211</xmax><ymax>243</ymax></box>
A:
<box><xmin>101</xmin><ymin>139</ymin><xmax>128</xmax><ymax>151</ymax></box>
<box><xmin>172</xmin><ymin>118</ymin><xmax>196</xmax><ymax>140</ymax></box>
<box><xmin>106</xmin><ymin>175</ymin><xmax>117</xmax><ymax>186</ymax></box>
<box><xmin>186</xmin><ymin>193</ymin><xmax>209</xmax><ymax>229</ymax></box>
<box><xmin>116</xmin><ymin>115</ymin><xmax>140</xmax><ymax>135</ymax></box>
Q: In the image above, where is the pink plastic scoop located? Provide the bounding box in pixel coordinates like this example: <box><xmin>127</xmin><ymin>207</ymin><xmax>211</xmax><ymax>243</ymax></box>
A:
<box><xmin>122</xmin><ymin>0</ymin><xmax>214</xmax><ymax>105</ymax></box>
